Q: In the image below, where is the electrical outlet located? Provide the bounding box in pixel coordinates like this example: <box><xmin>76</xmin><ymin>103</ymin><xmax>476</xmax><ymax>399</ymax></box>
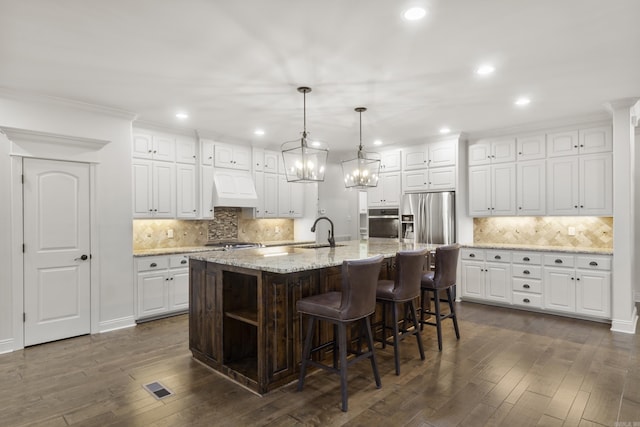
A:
<box><xmin>275</xmin><ymin>226</ymin><xmax>280</xmax><ymax>233</ymax></box>
<box><xmin>167</xmin><ymin>229</ymin><xmax>174</xmax><ymax>238</ymax></box>
<box><xmin>568</xmin><ymin>226</ymin><xmax>576</xmax><ymax>236</ymax></box>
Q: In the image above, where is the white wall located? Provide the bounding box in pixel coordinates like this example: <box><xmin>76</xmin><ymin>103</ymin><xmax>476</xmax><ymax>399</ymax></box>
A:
<box><xmin>317</xmin><ymin>161</ymin><xmax>359</xmax><ymax>243</ymax></box>
<box><xmin>0</xmin><ymin>93</ymin><xmax>135</xmax><ymax>352</ymax></box>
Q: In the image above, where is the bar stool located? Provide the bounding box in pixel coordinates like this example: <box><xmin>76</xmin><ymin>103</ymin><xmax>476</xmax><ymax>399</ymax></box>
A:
<box><xmin>297</xmin><ymin>254</ymin><xmax>384</xmax><ymax>412</ymax></box>
<box><xmin>420</xmin><ymin>244</ymin><xmax>460</xmax><ymax>351</ymax></box>
<box><xmin>376</xmin><ymin>249</ymin><xmax>428</xmax><ymax>375</ymax></box>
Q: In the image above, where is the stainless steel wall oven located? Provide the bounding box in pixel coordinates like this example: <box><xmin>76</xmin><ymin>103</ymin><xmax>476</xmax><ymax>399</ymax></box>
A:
<box><xmin>368</xmin><ymin>208</ymin><xmax>399</xmax><ymax>238</ymax></box>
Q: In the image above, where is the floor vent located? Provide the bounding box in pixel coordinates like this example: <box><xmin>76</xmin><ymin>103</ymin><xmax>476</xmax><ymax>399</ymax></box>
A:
<box><xmin>143</xmin><ymin>381</ymin><xmax>174</xmax><ymax>399</ymax></box>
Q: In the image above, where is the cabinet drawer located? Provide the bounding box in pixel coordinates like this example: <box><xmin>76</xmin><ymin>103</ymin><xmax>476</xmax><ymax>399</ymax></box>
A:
<box><xmin>169</xmin><ymin>255</ymin><xmax>190</xmax><ymax>268</ymax></box>
<box><xmin>485</xmin><ymin>250</ymin><xmax>511</xmax><ymax>263</ymax></box>
<box><xmin>512</xmin><ymin>291</ymin><xmax>543</xmax><ymax>308</ymax></box>
<box><xmin>544</xmin><ymin>254</ymin><xmax>575</xmax><ymax>268</ymax></box>
<box><xmin>137</xmin><ymin>256</ymin><xmax>169</xmax><ymax>271</ymax></box>
<box><xmin>512</xmin><ymin>265</ymin><xmax>542</xmax><ymax>279</ymax></box>
<box><xmin>512</xmin><ymin>278</ymin><xmax>542</xmax><ymax>294</ymax></box>
<box><xmin>461</xmin><ymin>248</ymin><xmax>484</xmax><ymax>261</ymax></box>
<box><xmin>512</xmin><ymin>252</ymin><xmax>542</xmax><ymax>264</ymax></box>
<box><xmin>576</xmin><ymin>255</ymin><xmax>611</xmax><ymax>271</ymax></box>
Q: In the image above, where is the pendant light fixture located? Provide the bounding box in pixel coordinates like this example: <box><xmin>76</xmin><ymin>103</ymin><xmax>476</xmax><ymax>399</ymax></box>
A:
<box><xmin>341</xmin><ymin>107</ymin><xmax>380</xmax><ymax>188</ymax></box>
<box><xmin>281</xmin><ymin>87</ymin><xmax>328</xmax><ymax>183</ymax></box>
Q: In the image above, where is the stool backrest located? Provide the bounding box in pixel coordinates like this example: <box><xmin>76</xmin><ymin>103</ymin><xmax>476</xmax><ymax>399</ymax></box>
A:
<box><xmin>433</xmin><ymin>244</ymin><xmax>460</xmax><ymax>288</ymax></box>
<box><xmin>340</xmin><ymin>254</ymin><xmax>384</xmax><ymax>320</ymax></box>
<box><xmin>393</xmin><ymin>249</ymin><xmax>430</xmax><ymax>300</ymax></box>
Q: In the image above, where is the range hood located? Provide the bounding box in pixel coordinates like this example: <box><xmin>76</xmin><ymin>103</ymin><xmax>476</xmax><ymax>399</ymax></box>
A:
<box><xmin>212</xmin><ymin>169</ymin><xmax>258</xmax><ymax>208</ymax></box>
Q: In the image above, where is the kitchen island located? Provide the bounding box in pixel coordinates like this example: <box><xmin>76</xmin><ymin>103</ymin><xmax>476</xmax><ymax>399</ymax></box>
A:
<box><xmin>188</xmin><ymin>240</ymin><xmax>437</xmax><ymax>394</ymax></box>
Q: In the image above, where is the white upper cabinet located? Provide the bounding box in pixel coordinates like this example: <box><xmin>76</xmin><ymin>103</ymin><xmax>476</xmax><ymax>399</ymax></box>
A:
<box><xmin>468</xmin><ymin>164</ymin><xmax>516</xmax><ymax>216</ymax></box>
<box><xmin>516</xmin><ymin>134</ymin><xmax>546</xmax><ymax>160</ymax></box>
<box><xmin>379</xmin><ymin>150</ymin><xmax>402</xmax><ymax>172</ymax></box>
<box><xmin>132</xmin><ymin>159</ymin><xmax>175</xmax><ymax>218</ymax></box>
<box><xmin>200</xmin><ymin>164</ymin><xmax>215</xmax><ymax>219</ymax></box>
<box><xmin>468</xmin><ymin>138</ymin><xmax>516</xmax><ymax>166</ymax></box>
<box><xmin>264</xmin><ymin>150</ymin><xmax>279</xmax><ymax>174</ymax></box>
<box><xmin>547</xmin><ymin>126</ymin><xmax>611</xmax><ymax>157</ymax></box>
<box><xmin>546</xmin><ymin>157</ymin><xmax>580</xmax><ymax>215</ymax></box>
<box><xmin>133</xmin><ymin>133</ymin><xmax>176</xmax><ymax>162</ymax></box>
<box><xmin>547</xmin><ymin>130</ymin><xmax>579</xmax><ymax>157</ymax></box>
<box><xmin>516</xmin><ymin>160</ymin><xmax>546</xmax><ymax>216</ymax></box>
<box><xmin>176</xmin><ymin>163</ymin><xmax>198</xmax><ymax>218</ymax></box>
<box><xmin>201</xmin><ymin>139</ymin><xmax>215</xmax><ymax>166</ymax></box>
<box><xmin>175</xmin><ymin>136</ymin><xmax>197</xmax><ymax>164</ymax></box>
<box><xmin>403</xmin><ymin>167</ymin><xmax>455</xmax><ymax>192</ymax></box>
<box><xmin>403</xmin><ymin>146</ymin><xmax>429</xmax><ymax>170</ymax></box>
<box><xmin>403</xmin><ymin>140</ymin><xmax>456</xmax><ymax>170</ymax></box>
<box><xmin>368</xmin><ymin>172</ymin><xmax>401</xmax><ymax>207</ymax></box>
<box><xmin>214</xmin><ymin>143</ymin><xmax>251</xmax><ymax>170</ymax></box>
<box><xmin>252</xmin><ymin>148</ymin><xmax>264</xmax><ymax>172</ymax></box>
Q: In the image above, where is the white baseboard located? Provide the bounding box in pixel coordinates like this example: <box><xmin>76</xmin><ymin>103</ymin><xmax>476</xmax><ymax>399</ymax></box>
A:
<box><xmin>0</xmin><ymin>338</ymin><xmax>16</xmax><ymax>354</ymax></box>
<box><xmin>98</xmin><ymin>316</ymin><xmax>136</xmax><ymax>333</ymax></box>
<box><xmin>610</xmin><ymin>306</ymin><xmax>639</xmax><ymax>334</ymax></box>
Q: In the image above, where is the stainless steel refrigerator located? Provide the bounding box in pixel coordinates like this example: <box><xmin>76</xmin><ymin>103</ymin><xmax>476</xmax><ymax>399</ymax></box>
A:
<box><xmin>401</xmin><ymin>191</ymin><xmax>456</xmax><ymax>244</ymax></box>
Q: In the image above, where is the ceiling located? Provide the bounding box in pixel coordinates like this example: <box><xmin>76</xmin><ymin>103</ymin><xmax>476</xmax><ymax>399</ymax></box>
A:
<box><xmin>1</xmin><ymin>0</ymin><xmax>639</xmax><ymax>156</ymax></box>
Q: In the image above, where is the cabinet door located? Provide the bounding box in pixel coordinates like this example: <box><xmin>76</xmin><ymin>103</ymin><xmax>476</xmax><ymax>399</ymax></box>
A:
<box><xmin>579</xmin><ymin>154</ymin><xmax>612</xmax><ymax>215</ymax></box>
<box><xmin>428</xmin><ymin>141</ymin><xmax>456</xmax><ymax>167</ymax></box>
<box><xmin>547</xmin><ymin>157</ymin><xmax>579</xmax><ymax>215</ymax></box>
<box><xmin>170</xmin><ymin>268</ymin><xmax>190</xmax><ymax>311</ymax></box>
<box><xmin>232</xmin><ymin>146</ymin><xmax>251</xmax><ymax>171</ymax></box>
<box><xmin>253</xmin><ymin>170</ymin><xmax>265</xmax><ymax>218</ymax></box>
<box><xmin>461</xmin><ymin>261</ymin><xmax>484</xmax><ymax>299</ymax></box>
<box><xmin>491</xmin><ymin>163</ymin><xmax>516</xmax><ymax>215</ymax></box>
<box><xmin>380</xmin><ymin>150</ymin><xmax>401</xmax><ymax>172</ymax></box>
<box><xmin>468</xmin><ymin>166</ymin><xmax>491</xmax><ymax>216</ymax></box>
<box><xmin>485</xmin><ymin>262</ymin><xmax>511</xmax><ymax>303</ymax></box>
<box><xmin>264</xmin><ymin>151</ymin><xmax>279</xmax><ymax>174</ymax></box>
<box><xmin>547</xmin><ymin>130</ymin><xmax>579</xmax><ymax>157</ymax></box>
<box><xmin>428</xmin><ymin>166</ymin><xmax>456</xmax><ymax>190</ymax></box>
<box><xmin>491</xmin><ymin>138</ymin><xmax>516</xmax><ymax>164</ymax></box>
<box><xmin>138</xmin><ymin>271</ymin><xmax>169</xmax><ymax>318</ymax></box>
<box><xmin>132</xmin><ymin>133</ymin><xmax>154</xmax><ymax>159</ymax></box>
<box><xmin>289</xmin><ymin>182</ymin><xmax>305</xmax><ymax>217</ymax></box>
<box><xmin>214</xmin><ymin>144</ymin><xmax>234</xmax><ymax>168</ymax></box>
<box><xmin>576</xmin><ymin>270</ymin><xmax>610</xmax><ymax>318</ymax></box>
<box><xmin>132</xmin><ymin>160</ymin><xmax>153</xmax><ymax>217</ymax></box>
<box><xmin>381</xmin><ymin>173</ymin><xmax>401</xmax><ymax>206</ymax></box>
<box><xmin>403</xmin><ymin>170</ymin><xmax>429</xmax><ymax>192</ymax></box>
<box><xmin>367</xmin><ymin>181</ymin><xmax>383</xmax><ymax>207</ymax></box>
<box><xmin>189</xmin><ymin>260</ymin><xmax>221</xmax><ymax>363</ymax></box>
<box><xmin>579</xmin><ymin>126</ymin><xmax>612</xmax><ymax>155</ymax></box>
<box><xmin>176</xmin><ymin>137</ymin><xmax>197</xmax><ymax>164</ymax></box>
<box><xmin>201</xmin><ymin>139</ymin><xmax>215</xmax><ymax>166</ymax></box>
<box><xmin>278</xmin><ymin>175</ymin><xmax>292</xmax><ymax>217</ymax></box>
<box><xmin>263</xmin><ymin>173</ymin><xmax>278</xmax><ymax>217</ymax></box>
<box><xmin>153</xmin><ymin>136</ymin><xmax>176</xmax><ymax>162</ymax></box>
<box><xmin>176</xmin><ymin>163</ymin><xmax>198</xmax><ymax>218</ymax></box>
<box><xmin>252</xmin><ymin>147</ymin><xmax>264</xmax><ymax>172</ymax></box>
<box><xmin>543</xmin><ymin>267</ymin><xmax>576</xmax><ymax>313</ymax></box>
<box><xmin>468</xmin><ymin>141</ymin><xmax>491</xmax><ymax>166</ymax></box>
<box><xmin>200</xmin><ymin>165</ymin><xmax>215</xmax><ymax>218</ymax></box>
<box><xmin>517</xmin><ymin>160</ymin><xmax>545</xmax><ymax>216</ymax></box>
<box><xmin>403</xmin><ymin>146</ymin><xmax>428</xmax><ymax>170</ymax></box>
<box><xmin>153</xmin><ymin>162</ymin><xmax>176</xmax><ymax>218</ymax></box>
<box><xmin>516</xmin><ymin>134</ymin><xmax>546</xmax><ymax>160</ymax></box>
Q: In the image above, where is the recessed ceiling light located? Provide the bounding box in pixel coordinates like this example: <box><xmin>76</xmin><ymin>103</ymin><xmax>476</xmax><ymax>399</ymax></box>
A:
<box><xmin>175</xmin><ymin>112</ymin><xmax>189</xmax><ymax>119</ymax></box>
<box><xmin>476</xmin><ymin>65</ymin><xmax>495</xmax><ymax>76</ymax></box>
<box><xmin>515</xmin><ymin>97</ymin><xmax>531</xmax><ymax>106</ymax></box>
<box><xmin>373</xmin><ymin>140</ymin><xmax>383</xmax><ymax>146</ymax></box>
<box><xmin>254</xmin><ymin>129</ymin><xmax>265</xmax><ymax>136</ymax></box>
<box><xmin>403</xmin><ymin>7</ymin><xmax>426</xmax><ymax>21</ymax></box>
<box><xmin>311</xmin><ymin>140</ymin><xmax>322</xmax><ymax>147</ymax></box>
<box><xmin>439</xmin><ymin>127</ymin><xmax>451</xmax><ymax>134</ymax></box>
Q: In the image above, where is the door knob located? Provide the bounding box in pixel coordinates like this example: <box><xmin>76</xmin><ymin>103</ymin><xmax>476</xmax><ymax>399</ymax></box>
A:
<box><xmin>75</xmin><ymin>254</ymin><xmax>89</xmax><ymax>261</ymax></box>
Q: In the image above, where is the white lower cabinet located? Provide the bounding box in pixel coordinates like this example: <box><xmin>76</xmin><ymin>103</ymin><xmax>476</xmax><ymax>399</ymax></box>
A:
<box><xmin>460</xmin><ymin>248</ymin><xmax>612</xmax><ymax>320</ymax></box>
<box><xmin>135</xmin><ymin>254</ymin><xmax>190</xmax><ymax>320</ymax></box>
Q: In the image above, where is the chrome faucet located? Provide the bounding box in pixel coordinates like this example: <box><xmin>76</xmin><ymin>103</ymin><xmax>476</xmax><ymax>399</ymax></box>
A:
<box><xmin>311</xmin><ymin>216</ymin><xmax>335</xmax><ymax>247</ymax></box>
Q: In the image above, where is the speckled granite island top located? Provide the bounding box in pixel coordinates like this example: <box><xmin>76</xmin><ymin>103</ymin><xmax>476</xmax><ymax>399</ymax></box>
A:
<box><xmin>189</xmin><ymin>240</ymin><xmax>439</xmax><ymax>274</ymax></box>
<box><xmin>462</xmin><ymin>243</ymin><xmax>613</xmax><ymax>255</ymax></box>
<box><xmin>133</xmin><ymin>240</ymin><xmax>314</xmax><ymax>257</ymax></box>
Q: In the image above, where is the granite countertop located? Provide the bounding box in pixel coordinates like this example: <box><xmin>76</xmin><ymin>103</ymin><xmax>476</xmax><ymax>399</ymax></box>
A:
<box><xmin>190</xmin><ymin>240</ymin><xmax>439</xmax><ymax>274</ymax></box>
<box><xmin>133</xmin><ymin>240</ymin><xmax>315</xmax><ymax>257</ymax></box>
<box><xmin>461</xmin><ymin>243</ymin><xmax>613</xmax><ymax>255</ymax></box>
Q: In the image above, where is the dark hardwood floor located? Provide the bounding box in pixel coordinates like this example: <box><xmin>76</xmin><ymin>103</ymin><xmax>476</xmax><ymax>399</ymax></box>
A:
<box><xmin>2</xmin><ymin>302</ymin><xmax>640</xmax><ymax>426</ymax></box>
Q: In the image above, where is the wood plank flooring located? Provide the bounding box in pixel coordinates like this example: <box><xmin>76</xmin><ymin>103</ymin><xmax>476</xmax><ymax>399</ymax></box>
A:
<box><xmin>2</xmin><ymin>302</ymin><xmax>640</xmax><ymax>426</ymax></box>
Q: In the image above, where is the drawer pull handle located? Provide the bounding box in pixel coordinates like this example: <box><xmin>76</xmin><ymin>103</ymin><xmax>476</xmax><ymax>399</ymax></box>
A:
<box><xmin>150</xmin><ymin>262</ymin><xmax>157</xmax><ymax>268</ymax></box>
<box><xmin>494</xmin><ymin>255</ymin><xmax>501</xmax><ymax>260</ymax></box>
<box><xmin>523</xmin><ymin>257</ymin><xmax>530</xmax><ymax>261</ymax></box>
<box><xmin>469</xmin><ymin>253</ymin><xmax>475</xmax><ymax>258</ymax></box>
<box><xmin>523</xmin><ymin>284</ymin><xmax>530</xmax><ymax>289</ymax></box>
<box><xmin>589</xmin><ymin>261</ymin><xmax>598</xmax><ymax>266</ymax></box>
<box><xmin>523</xmin><ymin>270</ymin><xmax>530</xmax><ymax>275</ymax></box>
<box><xmin>555</xmin><ymin>259</ymin><xmax>563</xmax><ymax>264</ymax></box>
<box><xmin>523</xmin><ymin>298</ymin><xmax>530</xmax><ymax>303</ymax></box>
<box><xmin>181</xmin><ymin>259</ymin><xmax>187</xmax><ymax>264</ymax></box>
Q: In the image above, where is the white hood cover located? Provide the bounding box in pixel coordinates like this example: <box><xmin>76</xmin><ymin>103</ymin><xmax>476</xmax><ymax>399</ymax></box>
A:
<box><xmin>212</xmin><ymin>169</ymin><xmax>258</xmax><ymax>208</ymax></box>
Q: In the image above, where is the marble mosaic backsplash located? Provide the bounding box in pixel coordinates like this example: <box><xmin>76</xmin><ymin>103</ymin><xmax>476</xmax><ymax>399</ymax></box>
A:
<box><xmin>133</xmin><ymin>208</ymin><xmax>294</xmax><ymax>250</ymax></box>
<box><xmin>473</xmin><ymin>216</ymin><xmax>613</xmax><ymax>249</ymax></box>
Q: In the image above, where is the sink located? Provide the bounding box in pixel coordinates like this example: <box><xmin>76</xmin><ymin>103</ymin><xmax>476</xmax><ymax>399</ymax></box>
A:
<box><xmin>292</xmin><ymin>243</ymin><xmax>346</xmax><ymax>249</ymax></box>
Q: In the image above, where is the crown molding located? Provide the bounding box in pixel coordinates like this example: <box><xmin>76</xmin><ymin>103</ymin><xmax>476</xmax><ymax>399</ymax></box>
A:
<box><xmin>133</xmin><ymin>119</ymin><xmax>198</xmax><ymax>138</ymax></box>
<box><xmin>466</xmin><ymin>111</ymin><xmax>612</xmax><ymax>141</ymax></box>
<box><xmin>0</xmin><ymin>126</ymin><xmax>109</xmax><ymax>149</ymax></box>
<box><xmin>0</xmin><ymin>87</ymin><xmax>137</xmax><ymax>120</ymax></box>
<box><xmin>603</xmin><ymin>97</ymin><xmax>640</xmax><ymax>113</ymax></box>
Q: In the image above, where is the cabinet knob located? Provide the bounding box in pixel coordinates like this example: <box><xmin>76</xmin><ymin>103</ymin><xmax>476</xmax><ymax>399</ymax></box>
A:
<box><xmin>523</xmin><ymin>298</ymin><xmax>530</xmax><ymax>303</ymax></box>
<box><xmin>574</xmin><ymin>145</ymin><xmax>578</xmax><ymax>148</ymax></box>
<box><xmin>181</xmin><ymin>259</ymin><xmax>187</xmax><ymax>264</ymax></box>
<box><xmin>150</xmin><ymin>262</ymin><xmax>157</xmax><ymax>267</ymax></box>
<box><xmin>555</xmin><ymin>259</ymin><xmax>563</xmax><ymax>264</ymax></box>
<box><xmin>580</xmin><ymin>205</ymin><xmax>584</xmax><ymax>208</ymax></box>
<box><xmin>589</xmin><ymin>261</ymin><xmax>598</xmax><ymax>266</ymax></box>
<box><xmin>523</xmin><ymin>257</ymin><xmax>530</xmax><ymax>261</ymax></box>
<box><xmin>580</xmin><ymin>144</ymin><xmax>584</xmax><ymax>147</ymax></box>
<box><xmin>571</xmin><ymin>277</ymin><xmax>575</xmax><ymax>280</ymax></box>
<box><xmin>523</xmin><ymin>270</ymin><xmax>530</xmax><ymax>275</ymax></box>
<box><xmin>576</xmin><ymin>277</ymin><xmax>581</xmax><ymax>281</ymax></box>
<box><xmin>469</xmin><ymin>253</ymin><xmax>475</xmax><ymax>258</ymax></box>
<box><xmin>523</xmin><ymin>284</ymin><xmax>530</xmax><ymax>289</ymax></box>
<box><xmin>494</xmin><ymin>255</ymin><xmax>501</xmax><ymax>260</ymax></box>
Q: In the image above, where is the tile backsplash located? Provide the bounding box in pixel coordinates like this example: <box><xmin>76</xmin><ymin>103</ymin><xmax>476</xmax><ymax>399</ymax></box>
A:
<box><xmin>133</xmin><ymin>208</ymin><xmax>294</xmax><ymax>250</ymax></box>
<box><xmin>473</xmin><ymin>216</ymin><xmax>613</xmax><ymax>249</ymax></box>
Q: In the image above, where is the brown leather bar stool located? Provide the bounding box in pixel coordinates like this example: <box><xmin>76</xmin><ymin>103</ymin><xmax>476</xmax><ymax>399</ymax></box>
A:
<box><xmin>376</xmin><ymin>248</ymin><xmax>428</xmax><ymax>375</ymax></box>
<box><xmin>420</xmin><ymin>244</ymin><xmax>460</xmax><ymax>351</ymax></box>
<box><xmin>297</xmin><ymin>254</ymin><xmax>384</xmax><ymax>412</ymax></box>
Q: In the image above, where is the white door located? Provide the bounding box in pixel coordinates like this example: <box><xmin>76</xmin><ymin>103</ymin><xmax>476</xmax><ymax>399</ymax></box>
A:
<box><xmin>23</xmin><ymin>158</ymin><xmax>91</xmax><ymax>346</ymax></box>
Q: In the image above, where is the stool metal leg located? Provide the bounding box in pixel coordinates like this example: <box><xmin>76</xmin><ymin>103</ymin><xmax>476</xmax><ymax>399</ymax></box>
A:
<box><xmin>364</xmin><ymin>316</ymin><xmax>381</xmax><ymax>388</ymax></box>
<box><xmin>338</xmin><ymin>323</ymin><xmax>349</xmax><ymax>412</ymax></box>
<box><xmin>298</xmin><ymin>317</ymin><xmax>316</xmax><ymax>391</ymax></box>
<box><xmin>447</xmin><ymin>287</ymin><xmax>460</xmax><ymax>339</ymax></box>
<box><xmin>408</xmin><ymin>300</ymin><xmax>425</xmax><ymax>360</ymax></box>
<box><xmin>433</xmin><ymin>289</ymin><xmax>443</xmax><ymax>351</ymax></box>
<box><xmin>392</xmin><ymin>302</ymin><xmax>401</xmax><ymax>375</ymax></box>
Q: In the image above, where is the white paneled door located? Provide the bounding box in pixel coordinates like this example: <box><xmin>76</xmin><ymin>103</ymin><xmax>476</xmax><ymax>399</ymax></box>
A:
<box><xmin>23</xmin><ymin>158</ymin><xmax>91</xmax><ymax>346</ymax></box>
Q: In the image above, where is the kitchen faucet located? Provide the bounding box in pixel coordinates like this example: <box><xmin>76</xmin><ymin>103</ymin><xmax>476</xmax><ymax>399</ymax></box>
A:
<box><xmin>310</xmin><ymin>216</ymin><xmax>335</xmax><ymax>247</ymax></box>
